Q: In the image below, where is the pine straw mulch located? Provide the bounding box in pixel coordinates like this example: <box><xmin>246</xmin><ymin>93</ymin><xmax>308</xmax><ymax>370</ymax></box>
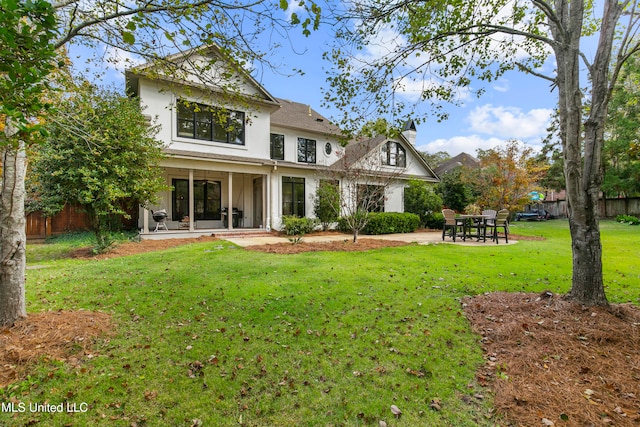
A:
<box><xmin>463</xmin><ymin>292</ymin><xmax>640</xmax><ymax>427</ymax></box>
<box><xmin>0</xmin><ymin>311</ymin><xmax>113</xmax><ymax>388</ymax></box>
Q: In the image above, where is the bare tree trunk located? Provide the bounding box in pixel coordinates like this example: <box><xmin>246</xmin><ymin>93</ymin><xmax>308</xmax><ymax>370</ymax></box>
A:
<box><xmin>0</xmin><ymin>143</ymin><xmax>28</xmax><ymax>326</ymax></box>
<box><xmin>550</xmin><ymin>0</ymin><xmax>622</xmax><ymax>306</ymax></box>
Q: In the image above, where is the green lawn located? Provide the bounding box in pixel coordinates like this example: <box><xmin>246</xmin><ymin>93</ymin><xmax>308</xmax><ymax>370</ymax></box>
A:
<box><xmin>3</xmin><ymin>220</ymin><xmax>639</xmax><ymax>426</ymax></box>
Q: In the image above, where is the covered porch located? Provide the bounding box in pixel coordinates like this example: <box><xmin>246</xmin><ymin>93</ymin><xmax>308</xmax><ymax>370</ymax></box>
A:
<box><xmin>139</xmin><ymin>161</ymin><xmax>274</xmax><ymax>239</ymax></box>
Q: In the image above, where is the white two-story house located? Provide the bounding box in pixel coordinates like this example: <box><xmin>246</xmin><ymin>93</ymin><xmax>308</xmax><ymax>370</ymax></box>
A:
<box><xmin>125</xmin><ymin>46</ymin><xmax>438</xmax><ymax>238</ymax></box>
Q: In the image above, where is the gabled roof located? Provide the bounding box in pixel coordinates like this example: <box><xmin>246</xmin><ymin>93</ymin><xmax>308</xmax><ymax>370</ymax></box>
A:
<box><xmin>270</xmin><ymin>98</ymin><xmax>343</xmax><ymax>138</ymax></box>
<box><xmin>433</xmin><ymin>152</ymin><xmax>480</xmax><ymax>176</ymax></box>
<box><xmin>332</xmin><ymin>134</ymin><xmax>439</xmax><ymax>182</ymax></box>
<box><xmin>125</xmin><ymin>44</ymin><xmax>279</xmax><ymax>107</ymax></box>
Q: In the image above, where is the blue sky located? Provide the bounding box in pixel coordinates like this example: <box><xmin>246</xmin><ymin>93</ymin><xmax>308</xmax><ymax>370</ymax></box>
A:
<box><xmin>83</xmin><ymin>8</ymin><xmax>561</xmax><ymax>159</ymax></box>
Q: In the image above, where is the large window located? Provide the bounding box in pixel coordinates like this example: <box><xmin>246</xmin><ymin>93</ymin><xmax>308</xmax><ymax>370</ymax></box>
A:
<box><xmin>381</xmin><ymin>141</ymin><xmax>406</xmax><ymax>167</ymax></box>
<box><xmin>282</xmin><ymin>176</ymin><xmax>305</xmax><ymax>217</ymax></box>
<box><xmin>297</xmin><ymin>138</ymin><xmax>316</xmax><ymax>163</ymax></box>
<box><xmin>172</xmin><ymin>179</ymin><xmax>222</xmax><ymax>221</ymax></box>
<box><xmin>271</xmin><ymin>133</ymin><xmax>285</xmax><ymax>160</ymax></box>
<box><xmin>177</xmin><ymin>100</ymin><xmax>245</xmax><ymax>145</ymax></box>
<box><xmin>358</xmin><ymin>184</ymin><xmax>385</xmax><ymax>213</ymax></box>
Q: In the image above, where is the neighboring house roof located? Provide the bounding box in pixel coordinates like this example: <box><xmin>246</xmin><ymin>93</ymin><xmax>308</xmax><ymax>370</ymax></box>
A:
<box><xmin>271</xmin><ymin>98</ymin><xmax>343</xmax><ymax>138</ymax></box>
<box><xmin>433</xmin><ymin>152</ymin><xmax>480</xmax><ymax>176</ymax></box>
<box><xmin>332</xmin><ymin>134</ymin><xmax>439</xmax><ymax>182</ymax></box>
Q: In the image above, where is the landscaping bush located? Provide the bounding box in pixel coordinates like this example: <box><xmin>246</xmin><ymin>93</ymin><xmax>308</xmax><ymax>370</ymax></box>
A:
<box><xmin>424</xmin><ymin>212</ymin><xmax>445</xmax><ymax>230</ymax></box>
<box><xmin>281</xmin><ymin>216</ymin><xmax>318</xmax><ymax>235</ymax></box>
<box><xmin>615</xmin><ymin>214</ymin><xmax>640</xmax><ymax>225</ymax></box>
<box><xmin>361</xmin><ymin>212</ymin><xmax>421</xmax><ymax>235</ymax></box>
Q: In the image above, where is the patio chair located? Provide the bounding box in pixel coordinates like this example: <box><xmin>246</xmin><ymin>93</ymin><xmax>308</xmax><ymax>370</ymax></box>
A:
<box><xmin>480</xmin><ymin>209</ymin><xmax>497</xmax><ymax>241</ymax></box>
<box><xmin>491</xmin><ymin>209</ymin><xmax>510</xmax><ymax>244</ymax></box>
<box><xmin>442</xmin><ymin>209</ymin><xmax>465</xmax><ymax>241</ymax></box>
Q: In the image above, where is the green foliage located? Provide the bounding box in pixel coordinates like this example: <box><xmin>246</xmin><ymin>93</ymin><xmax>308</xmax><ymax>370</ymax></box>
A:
<box><xmin>424</xmin><ymin>212</ymin><xmax>445</xmax><ymax>230</ymax></box>
<box><xmin>0</xmin><ymin>0</ymin><xmax>59</xmax><ymax>139</ymax></box>
<box><xmin>27</xmin><ymin>79</ymin><xmax>168</xmax><ymax>250</ymax></box>
<box><xmin>313</xmin><ymin>180</ymin><xmax>340</xmax><ymax>230</ymax></box>
<box><xmin>361</xmin><ymin>212</ymin><xmax>421</xmax><ymax>235</ymax></box>
<box><xmin>615</xmin><ymin>215</ymin><xmax>640</xmax><ymax>225</ymax></box>
<box><xmin>280</xmin><ymin>215</ymin><xmax>317</xmax><ymax>235</ymax></box>
<box><xmin>403</xmin><ymin>179</ymin><xmax>443</xmax><ymax>226</ymax></box>
<box><xmin>436</xmin><ymin>169</ymin><xmax>474</xmax><ymax>212</ymax></box>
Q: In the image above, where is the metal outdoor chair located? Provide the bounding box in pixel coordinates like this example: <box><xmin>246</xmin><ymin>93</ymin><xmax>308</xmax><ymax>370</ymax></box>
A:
<box><xmin>442</xmin><ymin>209</ymin><xmax>465</xmax><ymax>241</ymax></box>
<box><xmin>491</xmin><ymin>209</ymin><xmax>510</xmax><ymax>244</ymax></box>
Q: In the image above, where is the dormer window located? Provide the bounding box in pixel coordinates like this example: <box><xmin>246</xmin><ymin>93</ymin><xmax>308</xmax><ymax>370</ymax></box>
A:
<box><xmin>177</xmin><ymin>100</ymin><xmax>245</xmax><ymax>145</ymax></box>
<box><xmin>381</xmin><ymin>141</ymin><xmax>406</xmax><ymax>168</ymax></box>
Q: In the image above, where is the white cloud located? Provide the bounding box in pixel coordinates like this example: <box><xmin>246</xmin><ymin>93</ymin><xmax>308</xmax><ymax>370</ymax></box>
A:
<box><xmin>467</xmin><ymin>104</ymin><xmax>553</xmax><ymax>139</ymax></box>
<box><xmin>417</xmin><ymin>135</ymin><xmax>504</xmax><ymax>157</ymax></box>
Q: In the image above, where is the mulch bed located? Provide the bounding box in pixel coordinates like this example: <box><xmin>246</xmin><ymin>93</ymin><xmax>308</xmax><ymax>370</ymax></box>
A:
<box><xmin>0</xmin><ymin>311</ymin><xmax>113</xmax><ymax>387</ymax></box>
<box><xmin>463</xmin><ymin>292</ymin><xmax>640</xmax><ymax>426</ymax></box>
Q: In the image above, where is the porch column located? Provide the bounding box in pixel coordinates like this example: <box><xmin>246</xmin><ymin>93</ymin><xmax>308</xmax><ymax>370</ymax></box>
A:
<box><xmin>189</xmin><ymin>169</ymin><xmax>195</xmax><ymax>232</ymax></box>
<box><xmin>228</xmin><ymin>172</ymin><xmax>233</xmax><ymax>231</ymax></box>
<box><xmin>142</xmin><ymin>207</ymin><xmax>149</xmax><ymax>234</ymax></box>
<box><xmin>265</xmin><ymin>172</ymin><xmax>271</xmax><ymax>230</ymax></box>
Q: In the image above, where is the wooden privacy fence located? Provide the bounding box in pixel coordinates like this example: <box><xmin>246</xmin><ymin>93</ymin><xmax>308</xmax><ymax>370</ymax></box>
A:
<box><xmin>540</xmin><ymin>196</ymin><xmax>640</xmax><ymax>219</ymax></box>
<box><xmin>26</xmin><ymin>205</ymin><xmax>91</xmax><ymax>240</ymax></box>
<box><xmin>26</xmin><ymin>204</ymin><xmax>138</xmax><ymax>240</ymax></box>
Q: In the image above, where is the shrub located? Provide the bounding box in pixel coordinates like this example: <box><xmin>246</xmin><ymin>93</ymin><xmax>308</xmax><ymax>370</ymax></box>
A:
<box><xmin>361</xmin><ymin>212</ymin><xmax>421</xmax><ymax>235</ymax></box>
<box><xmin>313</xmin><ymin>180</ymin><xmax>340</xmax><ymax>230</ymax></box>
<box><xmin>281</xmin><ymin>216</ymin><xmax>317</xmax><ymax>235</ymax></box>
<box><xmin>616</xmin><ymin>214</ymin><xmax>640</xmax><ymax>225</ymax></box>
<box><xmin>424</xmin><ymin>212</ymin><xmax>445</xmax><ymax>230</ymax></box>
<box><xmin>403</xmin><ymin>179</ymin><xmax>443</xmax><ymax>226</ymax></box>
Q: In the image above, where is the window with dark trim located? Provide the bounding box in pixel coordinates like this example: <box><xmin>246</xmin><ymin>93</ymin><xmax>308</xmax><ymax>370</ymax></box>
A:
<box><xmin>172</xmin><ymin>179</ymin><xmax>222</xmax><ymax>221</ymax></box>
<box><xmin>270</xmin><ymin>133</ymin><xmax>285</xmax><ymax>160</ymax></box>
<box><xmin>358</xmin><ymin>184</ymin><xmax>385</xmax><ymax>213</ymax></box>
<box><xmin>297</xmin><ymin>138</ymin><xmax>316</xmax><ymax>163</ymax></box>
<box><xmin>381</xmin><ymin>141</ymin><xmax>406</xmax><ymax>167</ymax></box>
<box><xmin>176</xmin><ymin>100</ymin><xmax>245</xmax><ymax>145</ymax></box>
<box><xmin>282</xmin><ymin>176</ymin><xmax>305</xmax><ymax>217</ymax></box>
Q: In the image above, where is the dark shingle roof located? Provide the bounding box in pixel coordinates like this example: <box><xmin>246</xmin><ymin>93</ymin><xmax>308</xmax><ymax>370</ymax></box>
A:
<box><xmin>433</xmin><ymin>152</ymin><xmax>480</xmax><ymax>176</ymax></box>
<box><xmin>271</xmin><ymin>98</ymin><xmax>343</xmax><ymax>137</ymax></box>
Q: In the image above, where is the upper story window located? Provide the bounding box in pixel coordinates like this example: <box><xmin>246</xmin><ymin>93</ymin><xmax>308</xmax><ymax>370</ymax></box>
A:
<box><xmin>381</xmin><ymin>141</ymin><xmax>406</xmax><ymax>168</ymax></box>
<box><xmin>177</xmin><ymin>100</ymin><xmax>245</xmax><ymax>145</ymax></box>
<box><xmin>297</xmin><ymin>138</ymin><xmax>316</xmax><ymax>163</ymax></box>
<box><xmin>270</xmin><ymin>133</ymin><xmax>285</xmax><ymax>160</ymax></box>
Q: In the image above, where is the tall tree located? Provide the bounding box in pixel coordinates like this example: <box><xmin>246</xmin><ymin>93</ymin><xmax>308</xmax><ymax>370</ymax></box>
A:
<box><xmin>1</xmin><ymin>0</ymin><xmax>59</xmax><ymax>327</ymax></box>
<box><xmin>602</xmin><ymin>56</ymin><xmax>640</xmax><ymax>197</ymax></box>
<box><xmin>325</xmin><ymin>0</ymin><xmax>640</xmax><ymax>306</ymax></box>
<box><xmin>0</xmin><ymin>0</ymin><xmax>320</xmax><ymax>326</ymax></box>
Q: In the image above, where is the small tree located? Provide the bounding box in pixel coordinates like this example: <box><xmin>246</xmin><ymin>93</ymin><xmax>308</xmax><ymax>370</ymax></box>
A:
<box><xmin>470</xmin><ymin>140</ymin><xmax>548</xmax><ymax>212</ymax></box>
<box><xmin>323</xmin><ymin>140</ymin><xmax>405</xmax><ymax>243</ymax></box>
<box><xmin>313</xmin><ymin>180</ymin><xmax>340</xmax><ymax>230</ymax></box>
<box><xmin>403</xmin><ymin>179</ymin><xmax>443</xmax><ymax>226</ymax></box>
<box><xmin>28</xmin><ymin>80</ymin><xmax>168</xmax><ymax>251</ymax></box>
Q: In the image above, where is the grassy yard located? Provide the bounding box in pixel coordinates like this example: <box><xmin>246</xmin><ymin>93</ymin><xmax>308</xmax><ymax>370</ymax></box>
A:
<box><xmin>3</xmin><ymin>220</ymin><xmax>639</xmax><ymax>426</ymax></box>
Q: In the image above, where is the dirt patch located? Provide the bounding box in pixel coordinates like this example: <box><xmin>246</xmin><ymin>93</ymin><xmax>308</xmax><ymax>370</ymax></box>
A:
<box><xmin>464</xmin><ymin>292</ymin><xmax>640</xmax><ymax>426</ymax></box>
<box><xmin>0</xmin><ymin>311</ymin><xmax>112</xmax><ymax>387</ymax></box>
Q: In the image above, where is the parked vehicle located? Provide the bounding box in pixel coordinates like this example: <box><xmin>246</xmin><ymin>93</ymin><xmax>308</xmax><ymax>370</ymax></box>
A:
<box><xmin>515</xmin><ymin>209</ymin><xmax>550</xmax><ymax>221</ymax></box>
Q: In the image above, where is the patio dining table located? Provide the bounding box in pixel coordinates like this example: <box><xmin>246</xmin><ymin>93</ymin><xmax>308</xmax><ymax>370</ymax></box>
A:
<box><xmin>457</xmin><ymin>214</ymin><xmax>492</xmax><ymax>242</ymax></box>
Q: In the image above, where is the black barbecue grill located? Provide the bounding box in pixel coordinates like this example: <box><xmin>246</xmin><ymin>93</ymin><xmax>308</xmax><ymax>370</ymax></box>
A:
<box><xmin>151</xmin><ymin>209</ymin><xmax>168</xmax><ymax>232</ymax></box>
